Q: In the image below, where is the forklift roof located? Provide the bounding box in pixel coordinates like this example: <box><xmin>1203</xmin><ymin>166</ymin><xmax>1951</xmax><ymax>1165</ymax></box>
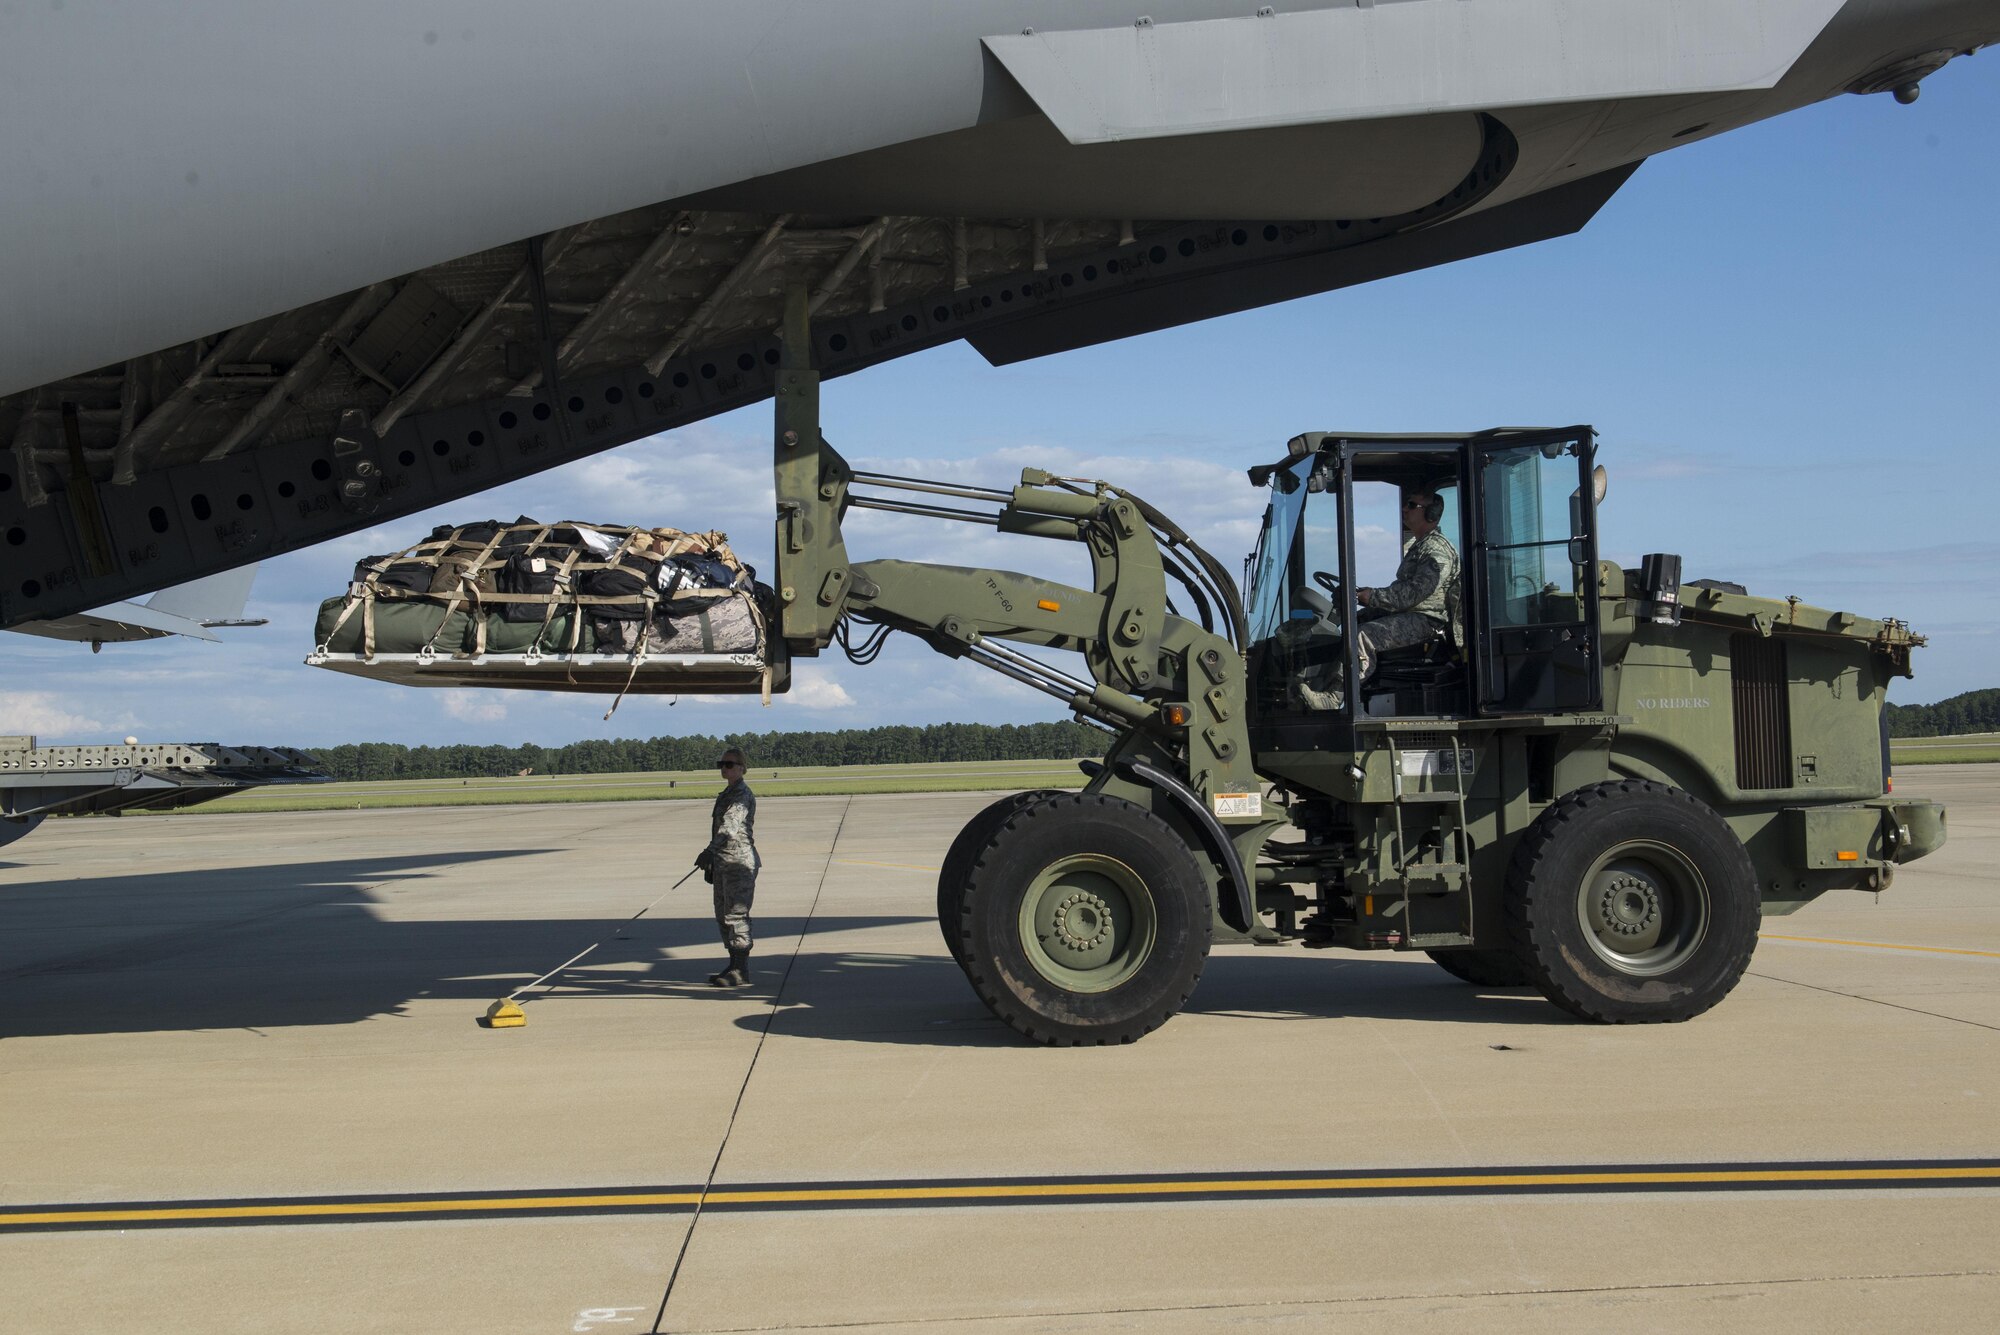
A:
<box><xmin>1251</xmin><ymin>425</ymin><xmax>1594</xmax><ymax>487</ymax></box>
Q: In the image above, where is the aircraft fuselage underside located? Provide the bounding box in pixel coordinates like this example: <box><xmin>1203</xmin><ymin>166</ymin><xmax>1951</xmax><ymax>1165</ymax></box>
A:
<box><xmin>1</xmin><ymin>0</ymin><xmax>1992</xmax><ymax>627</ymax></box>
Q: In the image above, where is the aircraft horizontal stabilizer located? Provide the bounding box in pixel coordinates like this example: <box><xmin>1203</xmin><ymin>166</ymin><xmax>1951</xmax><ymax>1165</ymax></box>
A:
<box><xmin>7</xmin><ymin>602</ymin><xmax>220</xmax><ymax>644</ymax></box>
<box><xmin>986</xmin><ymin>0</ymin><xmax>1846</xmax><ymax>144</ymax></box>
<box><xmin>145</xmin><ymin>564</ymin><xmax>258</xmax><ymax>623</ymax></box>
<box><xmin>5</xmin><ymin>564</ymin><xmax>261</xmax><ymax>645</ymax></box>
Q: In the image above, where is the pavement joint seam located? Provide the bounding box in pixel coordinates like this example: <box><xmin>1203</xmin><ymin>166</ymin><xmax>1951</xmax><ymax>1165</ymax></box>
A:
<box><xmin>1761</xmin><ymin>933</ymin><xmax>2000</xmax><ymax>960</ymax></box>
<box><xmin>1748</xmin><ymin>969</ymin><xmax>2000</xmax><ymax>1033</ymax></box>
<box><xmin>652</xmin><ymin>797</ymin><xmax>855</xmax><ymax>1335</ymax></box>
<box><xmin>634</xmin><ymin>1267</ymin><xmax>2000</xmax><ymax>1332</ymax></box>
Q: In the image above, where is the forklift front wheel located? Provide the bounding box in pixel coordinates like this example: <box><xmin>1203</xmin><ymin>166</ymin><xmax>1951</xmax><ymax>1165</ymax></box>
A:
<box><xmin>961</xmin><ymin>793</ymin><xmax>1212</xmax><ymax>1045</ymax></box>
<box><xmin>1506</xmin><ymin>779</ymin><xmax>1758</xmax><ymax>1024</ymax></box>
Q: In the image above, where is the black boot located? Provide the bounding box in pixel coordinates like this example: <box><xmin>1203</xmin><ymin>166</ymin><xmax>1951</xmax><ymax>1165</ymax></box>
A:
<box><xmin>708</xmin><ymin>948</ymin><xmax>750</xmax><ymax>988</ymax></box>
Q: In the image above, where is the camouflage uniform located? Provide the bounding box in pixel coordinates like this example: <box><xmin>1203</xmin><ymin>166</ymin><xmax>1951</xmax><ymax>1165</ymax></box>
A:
<box><xmin>1357</xmin><ymin>528</ymin><xmax>1459</xmax><ymax>681</ymax></box>
<box><xmin>705</xmin><ymin>779</ymin><xmax>759</xmax><ymax>951</ymax></box>
<box><xmin>1283</xmin><ymin>619</ymin><xmax>1347</xmax><ymax>712</ymax></box>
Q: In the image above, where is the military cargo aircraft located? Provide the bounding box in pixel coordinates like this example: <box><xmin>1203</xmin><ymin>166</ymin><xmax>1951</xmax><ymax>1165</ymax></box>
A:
<box><xmin>1</xmin><ymin>0</ymin><xmax>1991</xmax><ymax>630</ymax></box>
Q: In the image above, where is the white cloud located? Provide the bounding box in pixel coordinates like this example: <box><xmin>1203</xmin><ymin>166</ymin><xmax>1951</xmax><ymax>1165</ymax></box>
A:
<box><xmin>780</xmin><ymin>668</ymin><xmax>855</xmax><ymax>712</ymax></box>
<box><xmin>0</xmin><ymin>691</ymin><xmax>108</xmax><ymax>740</ymax></box>
<box><xmin>440</xmin><ymin>690</ymin><xmax>508</xmax><ymax>723</ymax></box>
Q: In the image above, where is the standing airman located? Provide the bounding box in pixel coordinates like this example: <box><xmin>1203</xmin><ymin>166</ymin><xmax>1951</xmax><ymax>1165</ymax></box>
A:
<box><xmin>696</xmin><ymin>747</ymin><xmax>760</xmax><ymax>987</ymax></box>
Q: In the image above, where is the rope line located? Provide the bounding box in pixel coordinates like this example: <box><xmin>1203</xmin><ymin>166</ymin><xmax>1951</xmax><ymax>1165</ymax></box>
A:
<box><xmin>505</xmin><ymin>866</ymin><xmax>699</xmax><ymax>1004</ymax></box>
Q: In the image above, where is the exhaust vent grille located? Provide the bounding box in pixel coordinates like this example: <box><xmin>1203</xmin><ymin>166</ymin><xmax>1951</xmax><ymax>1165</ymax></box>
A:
<box><xmin>1732</xmin><ymin>633</ymin><xmax>1793</xmax><ymax>790</ymax></box>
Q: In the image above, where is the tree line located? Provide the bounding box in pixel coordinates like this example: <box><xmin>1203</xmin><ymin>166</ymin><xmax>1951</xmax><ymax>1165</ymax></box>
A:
<box><xmin>311</xmin><ymin>721</ymin><xmax>1109</xmax><ymax>782</ymax></box>
<box><xmin>1886</xmin><ymin>688</ymin><xmax>2000</xmax><ymax>739</ymax></box>
<box><xmin>306</xmin><ymin>684</ymin><xmax>1998</xmax><ymax>781</ymax></box>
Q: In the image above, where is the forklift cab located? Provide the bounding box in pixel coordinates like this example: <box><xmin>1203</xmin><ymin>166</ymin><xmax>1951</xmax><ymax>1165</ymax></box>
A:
<box><xmin>1244</xmin><ymin>428</ymin><xmax>1604</xmax><ymax>739</ymax></box>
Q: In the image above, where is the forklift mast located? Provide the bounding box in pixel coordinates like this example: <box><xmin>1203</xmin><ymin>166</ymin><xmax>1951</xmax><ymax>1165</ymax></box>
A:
<box><xmin>765</xmin><ymin>291</ymin><xmax>1270</xmax><ymax>928</ymax></box>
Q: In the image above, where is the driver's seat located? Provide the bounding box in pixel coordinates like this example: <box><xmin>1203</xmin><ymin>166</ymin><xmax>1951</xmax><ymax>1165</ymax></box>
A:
<box><xmin>1367</xmin><ymin>632</ymin><xmax>1462</xmax><ymax>715</ymax></box>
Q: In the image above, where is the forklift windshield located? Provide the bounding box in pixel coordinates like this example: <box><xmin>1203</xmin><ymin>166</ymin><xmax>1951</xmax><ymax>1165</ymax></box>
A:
<box><xmin>1244</xmin><ymin>454</ymin><xmax>1320</xmax><ymax>643</ymax></box>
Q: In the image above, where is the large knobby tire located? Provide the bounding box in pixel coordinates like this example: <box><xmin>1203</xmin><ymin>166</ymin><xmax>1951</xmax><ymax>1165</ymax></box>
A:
<box><xmin>937</xmin><ymin>790</ymin><xmax>1064</xmax><ymax>968</ymax></box>
<box><xmin>1506</xmin><ymin>779</ymin><xmax>1759</xmax><ymax>1023</ymax></box>
<box><xmin>1426</xmin><ymin>947</ymin><xmax>1532</xmax><ymax>988</ymax></box>
<box><xmin>959</xmin><ymin>793</ymin><xmax>1211</xmax><ymax>1045</ymax></box>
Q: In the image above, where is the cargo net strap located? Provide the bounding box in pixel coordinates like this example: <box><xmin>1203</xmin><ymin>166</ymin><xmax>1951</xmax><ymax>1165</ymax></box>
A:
<box><xmin>321</xmin><ymin>520</ymin><xmax>763</xmax><ymax>686</ymax></box>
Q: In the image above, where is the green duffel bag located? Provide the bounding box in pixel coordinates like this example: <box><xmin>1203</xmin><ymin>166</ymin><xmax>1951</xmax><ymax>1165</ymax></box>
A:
<box><xmin>480</xmin><ymin>609</ymin><xmax>592</xmax><ymax>655</ymax></box>
<box><xmin>314</xmin><ymin>595</ymin><xmax>474</xmax><ymax>655</ymax></box>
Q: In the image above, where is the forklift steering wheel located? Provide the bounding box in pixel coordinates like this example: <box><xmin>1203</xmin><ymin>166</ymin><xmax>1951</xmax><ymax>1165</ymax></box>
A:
<box><xmin>1296</xmin><ymin>573</ymin><xmax>1343</xmax><ymax>635</ymax></box>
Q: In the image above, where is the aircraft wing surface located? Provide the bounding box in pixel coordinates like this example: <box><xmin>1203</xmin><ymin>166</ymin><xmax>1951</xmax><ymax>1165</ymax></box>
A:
<box><xmin>987</xmin><ymin>0</ymin><xmax>1847</xmax><ymax>142</ymax></box>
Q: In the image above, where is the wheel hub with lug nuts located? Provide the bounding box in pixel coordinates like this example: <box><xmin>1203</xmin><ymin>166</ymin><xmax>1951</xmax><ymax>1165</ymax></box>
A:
<box><xmin>1597</xmin><ymin>874</ymin><xmax>1660</xmax><ymax>939</ymax></box>
<box><xmin>1018</xmin><ymin>853</ymin><xmax>1157</xmax><ymax>994</ymax></box>
<box><xmin>1576</xmin><ymin>844</ymin><xmax>1711</xmax><ymax>976</ymax></box>
<box><xmin>1052</xmin><ymin>890</ymin><xmax>1113</xmax><ymax>951</ymax></box>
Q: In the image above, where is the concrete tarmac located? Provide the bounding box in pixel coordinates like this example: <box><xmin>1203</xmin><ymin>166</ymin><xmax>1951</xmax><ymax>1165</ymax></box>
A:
<box><xmin>1</xmin><ymin>768</ymin><xmax>1994</xmax><ymax>1333</ymax></box>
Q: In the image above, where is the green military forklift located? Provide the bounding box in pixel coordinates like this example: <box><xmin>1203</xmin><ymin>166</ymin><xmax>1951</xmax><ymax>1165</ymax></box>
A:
<box><xmin>754</xmin><ymin>297</ymin><xmax>1944</xmax><ymax>1044</ymax></box>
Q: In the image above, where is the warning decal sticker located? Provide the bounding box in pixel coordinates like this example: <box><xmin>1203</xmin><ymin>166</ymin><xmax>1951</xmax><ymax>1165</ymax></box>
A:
<box><xmin>1212</xmin><ymin>792</ymin><xmax>1263</xmax><ymax>819</ymax></box>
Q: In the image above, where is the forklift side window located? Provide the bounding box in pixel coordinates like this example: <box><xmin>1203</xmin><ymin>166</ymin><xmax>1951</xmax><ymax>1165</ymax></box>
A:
<box><xmin>1349</xmin><ymin>480</ymin><xmax>1404</xmax><ymax>590</ymax></box>
<box><xmin>1479</xmin><ymin>443</ymin><xmax>1589</xmax><ymax>628</ymax></box>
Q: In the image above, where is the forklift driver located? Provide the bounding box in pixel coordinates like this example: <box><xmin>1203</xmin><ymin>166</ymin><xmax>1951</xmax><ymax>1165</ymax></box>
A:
<box><xmin>1355</xmin><ymin>487</ymin><xmax>1460</xmax><ymax>683</ymax></box>
<box><xmin>1288</xmin><ymin>485</ymin><xmax>1460</xmax><ymax>713</ymax></box>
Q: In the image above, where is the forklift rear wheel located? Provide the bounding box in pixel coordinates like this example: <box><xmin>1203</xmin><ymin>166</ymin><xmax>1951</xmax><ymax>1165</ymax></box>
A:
<box><xmin>937</xmin><ymin>790</ymin><xmax>1064</xmax><ymax>968</ymax></box>
<box><xmin>1506</xmin><ymin>779</ymin><xmax>1758</xmax><ymax>1023</ymax></box>
<box><xmin>1425</xmin><ymin>948</ymin><xmax>1532</xmax><ymax>988</ymax></box>
<box><xmin>961</xmin><ymin>793</ymin><xmax>1211</xmax><ymax>1045</ymax></box>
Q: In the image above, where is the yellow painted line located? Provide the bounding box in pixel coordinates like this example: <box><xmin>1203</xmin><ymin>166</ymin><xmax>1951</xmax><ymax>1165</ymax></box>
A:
<box><xmin>703</xmin><ymin>1166</ymin><xmax>2000</xmax><ymax>1206</ymax></box>
<box><xmin>11</xmin><ymin>1166</ymin><xmax>1999</xmax><ymax>1231</ymax></box>
<box><xmin>0</xmin><ymin>1193</ymin><xmax>702</xmax><ymax>1227</ymax></box>
<box><xmin>1762</xmin><ymin>933</ymin><xmax>2000</xmax><ymax>960</ymax></box>
<box><xmin>837</xmin><ymin>859</ymin><xmax>941</xmax><ymax>873</ymax></box>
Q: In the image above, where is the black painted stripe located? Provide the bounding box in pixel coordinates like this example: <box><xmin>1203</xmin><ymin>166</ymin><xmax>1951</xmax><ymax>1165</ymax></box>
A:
<box><xmin>5</xmin><ymin>1158</ymin><xmax>1996</xmax><ymax>1234</ymax></box>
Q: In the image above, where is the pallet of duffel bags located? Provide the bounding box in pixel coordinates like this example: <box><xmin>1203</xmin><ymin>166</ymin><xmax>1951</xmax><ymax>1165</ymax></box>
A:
<box><xmin>306</xmin><ymin>518</ymin><xmax>789</xmax><ymax>708</ymax></box>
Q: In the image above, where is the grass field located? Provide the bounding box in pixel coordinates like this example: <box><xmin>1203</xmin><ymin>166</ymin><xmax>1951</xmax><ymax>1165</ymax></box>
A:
<box><xmin>190</xmin><ymin>758</ymin><xmax>1091</xmax><ymax>815</ymax></box>
<box><xmin>138</xmin><ymin>734</ymin><xmax>1998</xmax><ymax>819</ymax></box>
<box><xmin>1891</xmin><ymin>733</ymin><xmax>2000</xmax><ymax>765</ymax></box>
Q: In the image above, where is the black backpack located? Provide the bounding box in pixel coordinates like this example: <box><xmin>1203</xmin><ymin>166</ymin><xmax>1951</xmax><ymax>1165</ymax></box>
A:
<box><xmin>576</xmin><ymin>555</ymin><xmax>659</xmax><ymax>620</ymax></box>
<box><xmin>496</xmin><ymin>551</ymin><xmax>567</xmax><ymax>623</ymax></box>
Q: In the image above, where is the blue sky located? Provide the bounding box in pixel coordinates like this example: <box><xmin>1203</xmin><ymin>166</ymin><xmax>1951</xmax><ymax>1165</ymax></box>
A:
<box><xmin>4</xmin><ymin>63</ymin><xmax>1994</xmax><ymax>748</ymax></box>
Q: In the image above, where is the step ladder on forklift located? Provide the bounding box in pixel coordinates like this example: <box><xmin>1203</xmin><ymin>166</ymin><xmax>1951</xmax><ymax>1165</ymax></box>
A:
<box><xmin>1383</xmin><ymin>724</ymin><xmax>1475</xmax><ymax>948</ymax></box>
